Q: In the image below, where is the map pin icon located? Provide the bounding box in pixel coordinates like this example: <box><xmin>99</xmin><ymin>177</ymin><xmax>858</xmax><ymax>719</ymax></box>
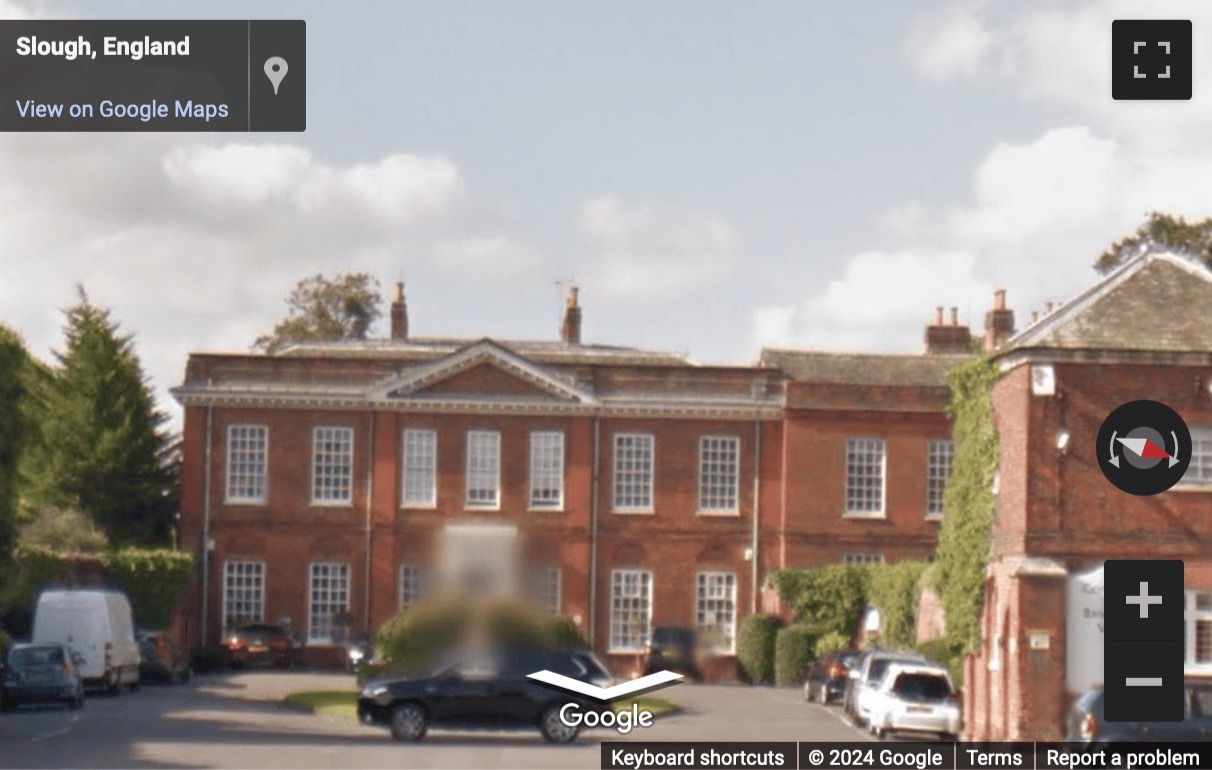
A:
<box><xmin>264</xmin><ymin>56</ymin><xmax>288</xmax><ymax>95</ymax></box>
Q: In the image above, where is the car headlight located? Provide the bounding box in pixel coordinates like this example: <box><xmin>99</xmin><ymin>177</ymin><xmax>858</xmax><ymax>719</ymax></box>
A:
<box><xmin>361</xmin><ymin>684</ymin><xmax>388</xmax><ymax>699</ymax></box>
<box><xmin>349</xmin><ymin>649</ymin><xmax>364</xmax><ymax>662</ymax></box>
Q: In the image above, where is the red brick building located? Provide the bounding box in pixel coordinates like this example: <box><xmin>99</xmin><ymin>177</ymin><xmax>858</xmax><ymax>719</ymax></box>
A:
<box><xmin>964</xmin><ymin>252</ymin><xmax>1212</xmax><ymax>740</ymax></box>
<box><xmin>173</xmin><ymin>284</ymin><xmax>966</xmax><ymax>673</ymax></box>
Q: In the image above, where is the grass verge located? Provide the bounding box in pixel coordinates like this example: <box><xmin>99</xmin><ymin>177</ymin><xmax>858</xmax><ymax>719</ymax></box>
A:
<box><xmin>284</xmin><ymin>690</ymin><xmax>358</xmax><ymax>720</ymax></box>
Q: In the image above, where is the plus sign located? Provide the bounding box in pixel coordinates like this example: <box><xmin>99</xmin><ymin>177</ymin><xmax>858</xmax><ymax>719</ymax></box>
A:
<box><xmin>1126</xmin><ymin>581</ymin><xmax>1163</xmax><ymax>619</ymax></box>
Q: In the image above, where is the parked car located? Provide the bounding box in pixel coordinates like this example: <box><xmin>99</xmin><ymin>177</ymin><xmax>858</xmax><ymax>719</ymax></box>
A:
<box><xmin>642</xmin><ymin>626</ymin><xmax>701</xmax><ymax>680</ymax></box>
<box><xmin>358</xmin><ymin>645</ymin><xmax>614</xmax><ymax>743</ymax></box>
<box><xmin>1066</xmin><ymin>682</ymin><xmax>1212</xmax><ymax>743</ymax></box>
<box><xmin>220</xmin><ymin>624</ymin><xmax>295</xmax><ymax>668</ymax></box>
<box><xmin>346</xmin><ymin>632</ymin><xmax>372</xmax><ymax>673</ymax></box>
<box><xmin>865</xmin><ymin>662</ymin><xmax>960</xmax><ymax>740</ymax></box>
<box><xmin>1</xmin><ymin>642</ymin><xmax>85</xmax><ymax>711</ymax></box>
<box><xmin>137</xmin><ymin>631</ymin><xmax>191</xmax><ymax>684</ymax></box>
<box><xmin>32</xmin><ymin>588</ymin><xmax>140</xmax><ymax>693</ymax></box>
<box><xmin>804</xmin><ymin>650</ymin><xmax>860</xmax><ymax>704</ymax></box>
<box><xmin>847</xmin><ymin>649</ymin><xmax>927</xmax><ymax>726</ymax></box>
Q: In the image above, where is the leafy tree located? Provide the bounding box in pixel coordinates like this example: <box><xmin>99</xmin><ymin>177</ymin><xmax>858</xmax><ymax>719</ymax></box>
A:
<box><xmin>254</xmin><ymin>272</ymin><xmax>383</xmax><ymax>353</ymax></box>
<box><xmin>17</xmin><ymin>505</ymin><xmax>108</xmax><ymax>554</ymax></box>
<box><xmin>930</xmin><ymin>357</ymin><xmax>1000</xmax><ymax>653</ymax></box>
<box><xmin>0</xmin><ymin>325</ymin><xmax>29</xmax><ymax>562</ymax></box>
<box><xmin>1097</xmin><ymin>212</ymin><xmax>1212</xmax><ymax>273</ymax></box>
<box><xmin>22</xmin><ymin>288</ymin><xmax>177</xmax><ymax>546</ymax></box>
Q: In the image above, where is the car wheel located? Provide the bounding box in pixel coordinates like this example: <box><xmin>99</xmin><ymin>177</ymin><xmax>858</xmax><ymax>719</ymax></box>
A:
<box><xmin>389</xmin><ymin>703</ymin><xmax>428</xmax><ymax>742</ymax></box>
<box><xmin>540</xmin><ymin>704</ymin><xmax>580</xmax><ymax>744</ymax></box>
<box><xmin>803</xmin><ymin>684</ymin><xmax>812</xmax><ymax>702</ymax></box>
<box><xmin>818</xmin><ymin>686</ymin><xmax>830</xmax><ymax>705</ymax></box>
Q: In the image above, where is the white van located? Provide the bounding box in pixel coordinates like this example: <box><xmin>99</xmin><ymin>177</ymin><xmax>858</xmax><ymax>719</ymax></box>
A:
<box><xmin>32</xmin><ymin>588</ymin><xmax>141</xmax><ymax>691</ymax></box>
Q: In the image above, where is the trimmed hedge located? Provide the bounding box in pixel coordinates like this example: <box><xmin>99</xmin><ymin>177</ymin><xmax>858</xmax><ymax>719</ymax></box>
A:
<box><xmin>774</xmin><ymin>624</ymin><xmax>820</xmax><ymax>685</ymax></box>
<box><xmin>102</xmin><ymin>547</ymin><xmax>195</xmax><ymax>629</ymax></box>
<box><xmin>768</xmin><ymin>564</ymin><xmax>868</xmax><ymax>639</ymax></box>
<box><xmin>813</xmin><ymin>630</ymin><xmax>851</xmax><ymax>658</ymax></box>
<box><xmin>374</xmin><ymin>599</ymin><xmax>589</xmax><ymax>678</ymax></box>
<box><xmin>736</xmin><ymin>612</ymin><xmax>781</xmax><ymax>684</ymax></box>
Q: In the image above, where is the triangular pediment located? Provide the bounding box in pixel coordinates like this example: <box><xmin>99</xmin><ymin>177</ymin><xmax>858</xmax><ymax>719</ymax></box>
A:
<box><xmin>1009</xmin><ymin>252</ymin><xmax>1212</xmax><ymax>352</ymax></box>
<box><xmin>368</xmin><ymin>339</ymin><xmax>597</xmax><ymax>404</ymax></box>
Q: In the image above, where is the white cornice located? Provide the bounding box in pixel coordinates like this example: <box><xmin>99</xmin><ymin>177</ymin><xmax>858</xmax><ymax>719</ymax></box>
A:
<box><xmin>366</xmin><ymin>339</ymin><xmax>598</xmax><ymax>405</ymax></box>
<box><xmin>173</xmin><ymin>390</ymin><xmax>781</xmax><ymax>419</ymax></box>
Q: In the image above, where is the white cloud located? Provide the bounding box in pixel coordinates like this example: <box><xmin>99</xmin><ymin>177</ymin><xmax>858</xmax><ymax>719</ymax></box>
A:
<box><xmin>0</xmin><ymin>133</ymin><xmax>530</xmax><ymax>426</ymax></box>
<box><xmin>756</xmin><ymin>0</ymin><xmax>1212</xmax><ymax>354</ymax></box>
<box><xmin>753</xmin><ymin>250</ymin><xmax>990</xmax><ymax>352</ymax></box>
<box><xmin>432</xmin><ymin>236</ymin><xmax>541</xmax><ymax>279</ymax></box>
<box><xmin>903</xmin><ymin>1</ymin><xmax>996</xmax><ymax>83</ymax></box>
<box><xmin>580</xmin><ymin>195</ymin><xmax>739</xmax><ymax>300</ymax></box>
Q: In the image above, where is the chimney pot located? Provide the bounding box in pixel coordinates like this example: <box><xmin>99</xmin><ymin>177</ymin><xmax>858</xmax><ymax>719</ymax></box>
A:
<box><xmin>994</xmin><ymin>288</ymin><xmax>1006</xmax><ymax>310</ymax></box>
<box><xmin>949</xmin><ymin>307</ymin><xmax>959</xmax><ymax>326</ymax></box>
<box><xmin>390</xmin><ymin>280</ymin><xmax>408</xmax><ymax>340</ymax></box>
<box><xmin>1032</xmin><ymin>311</ymin><xmax>1040</xmax><ymax>323</ymax></box>
<box><xmin>1045</xmin><ymin>301</ymin><xmax>1054</xmax><ymax>313</ymax></box>
<box><xmin>561</xmin><ymin>284</ymin><xmax>582</xmax><ymax>345</ymax></box>
<box><xmin>934</xmin><ymin>307</ymin><xmax>944</xmax><ymax>326</ymax></box>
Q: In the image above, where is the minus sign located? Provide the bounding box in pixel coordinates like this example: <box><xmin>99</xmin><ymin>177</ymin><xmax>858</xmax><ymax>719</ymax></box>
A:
<box><xmin>1126</xmin><ymin>677</ymin><xmax>1164</xmax><ymax>686</ymax></box>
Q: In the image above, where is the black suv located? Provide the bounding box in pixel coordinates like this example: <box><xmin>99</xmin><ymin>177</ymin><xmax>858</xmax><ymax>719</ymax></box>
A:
<box><xmin>1067</xmin><ymin>683</ymin><xmax>1212</xmax><ymax>743</ymax></box>
<box><xmin>357</xmin><ymin>645</ymin><xmax>614</xmax><ymax>743</ymax></box>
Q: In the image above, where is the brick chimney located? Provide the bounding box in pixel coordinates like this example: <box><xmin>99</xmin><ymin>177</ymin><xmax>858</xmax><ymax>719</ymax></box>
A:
<box><xmin>390</xmin><ymin>281</ymin><xmax>408</xmax><ymax>340</ymax></box>
<box><xmin>983</xmin><ymin>288</ymin><xmax>1015</xmax><ymax>351</ymax></box>
<box><xmin>925</xmin><ymin>305</ymin><xmax>972</xmax><ymax>354</ymax></box>
<box><xmin>561</xmin><ymin>285</ymin><xmax>582</xmax><ymax>345</ymax></box>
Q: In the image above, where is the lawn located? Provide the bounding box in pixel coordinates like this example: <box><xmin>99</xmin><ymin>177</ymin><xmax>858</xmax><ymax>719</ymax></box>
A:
<box><xmin>283</xmin><ymin>690</ymin><xmax>679</xmax><ymax>721</ymax></box>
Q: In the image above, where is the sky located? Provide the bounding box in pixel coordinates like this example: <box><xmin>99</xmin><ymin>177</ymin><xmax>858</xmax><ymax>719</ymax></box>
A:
<box><xmin>3</xmin><ymin>0</ymin><xmax>1212</xmax><ymax>426</ymax></box>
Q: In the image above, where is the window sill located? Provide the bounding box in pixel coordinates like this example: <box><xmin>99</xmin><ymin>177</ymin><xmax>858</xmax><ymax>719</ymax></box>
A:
<box><xmin>924</xmin><ymin>513</ymin><xmax>943</xmax><ymax>522</ymax></box>
<box><xmin>528</xmin><ymin>505</ymin><xmax>565</xmax><ymax>513</ymax></box>
<box><xmin>1168</xmin><ymin>483</ymin><xmax>1212</xmax><ymax>493</ymax></box>
<box><xmin>841</xmin><ymin>511</ymin><xmax>887</xmax><ymax>520</ymax></box>
<box><xmin>309</xmin><ymin>501</ymin><xmax>354</xmax><ymax>508</ymax></box>
<box><xmin>400</xmin><ymin>503</ymin><xmax>437</xmax><ymax>510</ymax></box>
<box><xmin>223</xmin><ymin>499</ymin><xmax>267</xmax><ymax>506</ymax></box>
<box><xmin>607</xmin><ymin>648</ymin><xmax>645</xmax><ymax>655</ymax></box>
<box><xmin>696</xmin><ymin>509</ymin><xmax>740</xmax><ymax>517</ymax></box>
<box><xmin>464</xmin><ymin>503</ymin><xmax>501</xmax><ymax>512</ymax></box>
<box><xmin>611</xmin><ymin>508</ymin><xmax>655</xmax><ymax>515</ymax></box>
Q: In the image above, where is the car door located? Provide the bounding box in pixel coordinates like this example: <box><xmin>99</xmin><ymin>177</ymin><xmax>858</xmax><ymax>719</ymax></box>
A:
<box><xmin>428</xmin><ymin>651</ymin><xmax>500</xmax><ymax>726</ymax></box>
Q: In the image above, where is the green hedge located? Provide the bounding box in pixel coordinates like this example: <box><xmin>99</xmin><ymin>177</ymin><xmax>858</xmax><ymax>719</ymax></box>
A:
<box><xmin>768</xmin><ymin>564</ymin><xmax>868</xmax><ymax>639</ymax></box>
<box><xmin>736</xmin><ymin>613</ymin><xmax>781</xmax><ymax>684</ymax></box>
<box><xmin>866</xmin><ymin>560</ymin><xmax>928</xmax><ymax>649</ymax></box>
<box><xmin>917</xmin><ymin>636</ymin><xmax>966</xmax><ymax>688</ymax></box>
<box><xmin>0</xmin><ymin>545</ymin><xmax>194</xmax><ymax>631</ymax></box>
<box><xmin>813</xmin><ymin>630</ymin><xmax>851</xmax><ymax>657</ymax></box>
<box><xmin>774</xmin><ymin>624</ymin><xmax>820</xmax><ymax>685</ymax></box>
<box><xmin>102</xmin><ymin>547</ymin><xmax>195</xmax><ymax>629</ymax></box>
<box><xmin>374</xmin><ymin>599</ymin><xmax>588</xmax><ymax>677</ymax></box>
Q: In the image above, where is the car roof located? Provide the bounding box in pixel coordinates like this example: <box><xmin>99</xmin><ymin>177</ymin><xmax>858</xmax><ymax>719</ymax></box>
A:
<box><xmin>10</xmin><ymin>641</ymin><xmax>68</xmax><ymax>650</ymax></box>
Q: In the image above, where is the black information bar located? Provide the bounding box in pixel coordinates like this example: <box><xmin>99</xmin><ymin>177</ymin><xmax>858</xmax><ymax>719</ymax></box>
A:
<box><xmin>0</xmin><ymin>20</ymin><xmax>305</xmax><ymax>131</ymax></box>
<box><xmin>602</xmin><ymin>742</ymin><xmax>797</xmax><ymax>770</ymax></box>
<box><xmin>601</xmin><ymin>743</ymin><xmax>1212</xmax><ymax>770</ymax></box>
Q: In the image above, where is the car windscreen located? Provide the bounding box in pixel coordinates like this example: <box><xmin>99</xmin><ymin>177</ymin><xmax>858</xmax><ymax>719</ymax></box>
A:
<box><xmin>891</xmin><ymin>673</ymin><xmax>952</xmax><ymax>702</ymax></box>
<box><xmin>867</xmin><ymin>657</ymin><xmax>918</xmax><ymax>684</ymax></box>
<box><xmin>11</xmin><ymin>646</ymin><xmax>64</xmax><ymax>667</ymax></box>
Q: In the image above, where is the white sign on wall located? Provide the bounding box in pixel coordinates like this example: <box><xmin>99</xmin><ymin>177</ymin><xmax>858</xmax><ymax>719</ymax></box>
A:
<box><xmin>1066</xmin><ymin>564</ymin><xmax>1104</xmax><ymax>694</ymax></box>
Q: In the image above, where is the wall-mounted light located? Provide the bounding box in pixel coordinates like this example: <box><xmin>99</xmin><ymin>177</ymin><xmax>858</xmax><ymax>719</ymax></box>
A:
<box><xmin>1056</xmin><ymin>429</ymin><xmax>1070</xmax><ymax>453</ymax></box>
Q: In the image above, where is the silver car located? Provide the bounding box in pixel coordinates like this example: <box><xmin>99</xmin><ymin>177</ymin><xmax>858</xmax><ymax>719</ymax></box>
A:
<box><xmin>850</xmin><ymin>650</ymin><xmax>926</xmax><ymax>726</ymax></box>
<box><xmin>865</xmin><ymin>662</ymin><xmax>961</xmax><ymax>740</ymax></box>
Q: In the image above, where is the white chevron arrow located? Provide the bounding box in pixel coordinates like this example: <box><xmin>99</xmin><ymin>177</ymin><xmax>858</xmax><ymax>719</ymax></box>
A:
<box><xmin>527</xmin><ymin>669</ymin><xmax>683</xmax><ymax>701</ymax></box>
